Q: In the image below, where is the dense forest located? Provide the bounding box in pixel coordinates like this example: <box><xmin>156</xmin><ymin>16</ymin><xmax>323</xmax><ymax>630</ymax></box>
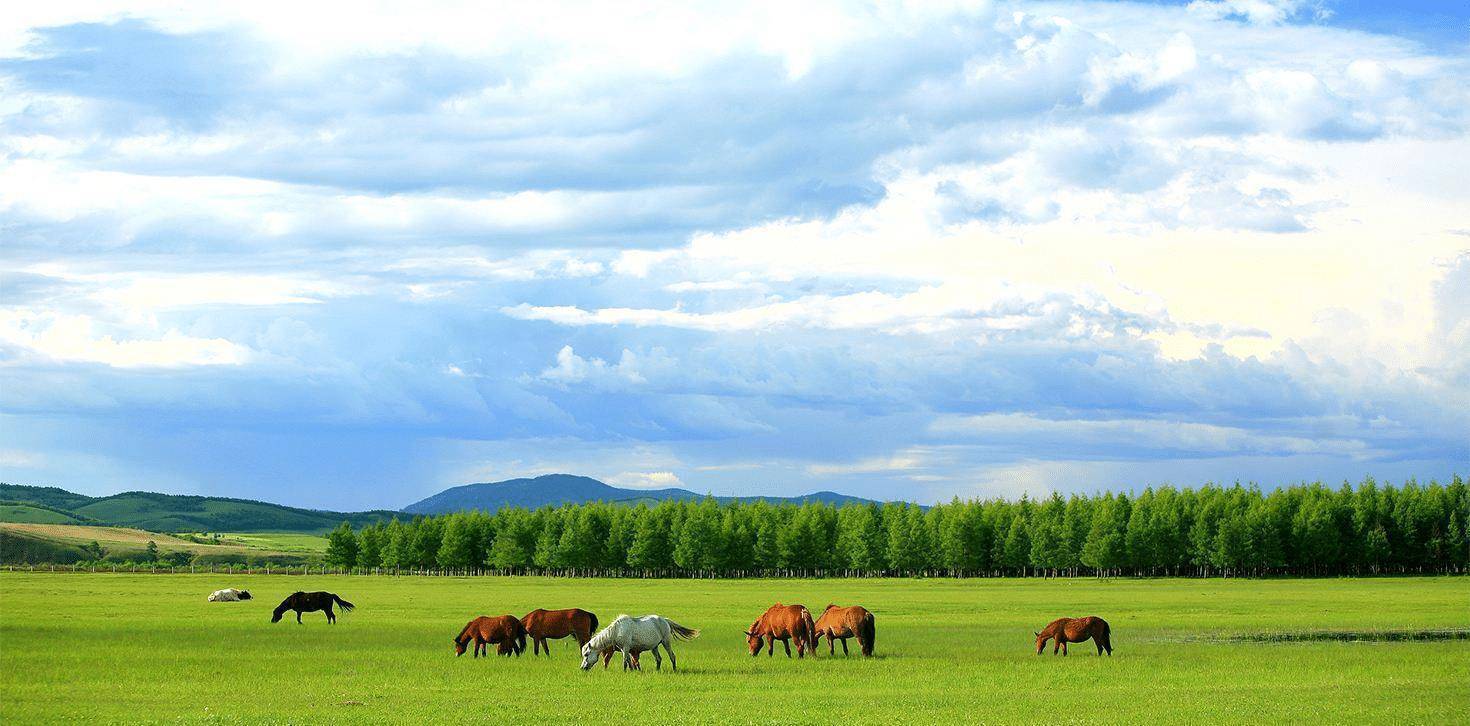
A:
<box><xmin>324</xmin><ymin>477</ymin><xmax>1468</xmax><ymax>577</ymax></box>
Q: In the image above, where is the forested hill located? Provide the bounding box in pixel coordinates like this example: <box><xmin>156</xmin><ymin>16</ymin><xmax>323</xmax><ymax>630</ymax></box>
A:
<box><xmin>403</xmin><ymin>473</ymin><xmax>874</xmax><ymax>514</ymax></box>
<box><xmin>0</xmin><ymin>483</ymin><xmax>398</xmax><ymax>533</ymax></box>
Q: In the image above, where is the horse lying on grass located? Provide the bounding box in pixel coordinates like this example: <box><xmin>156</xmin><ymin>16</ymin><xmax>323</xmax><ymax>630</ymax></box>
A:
<box><xmin>813</xmin><ymin>604</ymin><xmax>875</xmax><ymax>657</ymax></box>
<box><xmin>1035</xmin><ymin>616</ymin><xmax>1112</xmax><ymax>656</ymax></box>
<box><xmin>454</xmin><ymin>615</ymin><xmax>527</xmax><ymax>658</ymax></box>
<box><xmin>746</xmin><ymin>603</ymin><xmax>817</xmax><ymax>658</ymax></box>
<box><xmin>271</xmin><ymin>592</ymin><xmax>353</xmax><ymax>624</ymax></box>
<box><xmin>208</xmin><ymin>588</ymin><xmax>251</xmax><ymax>602</ymax></box>
<box><xmin>580</xmin><ymin>614</ymin><xmax>698</xmax><ymax>671</ymax></box>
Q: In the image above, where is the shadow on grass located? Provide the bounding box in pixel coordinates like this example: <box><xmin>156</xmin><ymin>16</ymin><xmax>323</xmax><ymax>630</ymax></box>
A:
<box><xmin>1159</xmin><ymin>628</ymin><xmax>1470</xmax><ymax>644</ymax></box>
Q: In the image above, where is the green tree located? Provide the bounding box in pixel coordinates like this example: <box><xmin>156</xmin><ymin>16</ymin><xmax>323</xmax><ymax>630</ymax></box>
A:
<box><xmin>437</xmin><ymin>516</ymin><xmax>479</xmax><ymax>569</ymax></box>
<box><xmin>324</xmin><ymin>521</ymin><xmax>359</xmax><ymax>568</ymax></box>
<box><xmin>357</xmin><ymin>524</ymin><xmax>384</xmax><ymax>569</ymax></box>
<box><xmin>628</xmin><ymin>505</ymin><xmax>674</xmax><ymax>571</ymax></box>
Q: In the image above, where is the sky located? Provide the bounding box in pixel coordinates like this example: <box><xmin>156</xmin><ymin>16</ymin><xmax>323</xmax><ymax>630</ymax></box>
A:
<box><xmin>0</xmin><ymin>0</ymin><xmax>1466</xmax><ymax>510</ymax></box>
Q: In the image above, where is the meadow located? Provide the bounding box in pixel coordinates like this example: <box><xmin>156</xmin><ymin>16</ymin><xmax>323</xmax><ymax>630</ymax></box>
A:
<box><xmin>1</xmin><ymin>574</ymin><xmax>1466</xmax><ymax>724</ymax></box>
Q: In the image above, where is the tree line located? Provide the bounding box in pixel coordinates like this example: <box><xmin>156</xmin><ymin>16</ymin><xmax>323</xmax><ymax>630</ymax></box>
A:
<box><xmin>323</xmin><ymin>477</ymin><xmax>1467</xmax><ymax>577</ymax></box>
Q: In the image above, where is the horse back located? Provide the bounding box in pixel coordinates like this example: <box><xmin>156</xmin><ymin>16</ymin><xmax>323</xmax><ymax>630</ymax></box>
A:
<box><xmin>756</xmin><ymin>604</ymin><xmax>809</xmax><ymax>638</ymax></box>
<box><xmin>1040</xmin><ymin>617</ymin><xmax>1073</xmax><ymax>639</ymax></box>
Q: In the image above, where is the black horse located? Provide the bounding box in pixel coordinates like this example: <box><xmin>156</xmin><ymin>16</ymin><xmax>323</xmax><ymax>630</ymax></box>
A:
<box><xmin>271</xmin><ymin>591</ymin><xmax>355</xmax><ymax>624</ymax></box>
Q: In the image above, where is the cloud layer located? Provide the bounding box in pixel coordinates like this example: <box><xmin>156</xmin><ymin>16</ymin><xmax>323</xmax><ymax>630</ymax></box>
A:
<box><xmin>1</xmin><ymin>1</ymin><xmax>1466</xmax><ymax>508</ymax></box>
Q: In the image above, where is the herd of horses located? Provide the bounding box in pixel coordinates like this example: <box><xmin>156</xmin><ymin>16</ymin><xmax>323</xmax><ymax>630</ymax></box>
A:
<box><xmin>250</xmin><ymin>590</ymin><xmax>1113</xmax><ymax>666</ymax></box>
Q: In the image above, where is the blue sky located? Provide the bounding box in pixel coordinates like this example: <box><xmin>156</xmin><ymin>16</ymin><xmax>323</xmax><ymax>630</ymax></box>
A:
<box><xmin>1</xmin><ymin>1</ymin><xmax>1466</xmax><ymax>509</ymax></box>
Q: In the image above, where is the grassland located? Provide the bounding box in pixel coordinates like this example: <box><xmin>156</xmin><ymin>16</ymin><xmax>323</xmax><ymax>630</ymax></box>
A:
<box><xmin>0</xmin><ymin>504</ymin><xmax>83</xmax><ymax>525</ymax></box>
<box><xmin>1</xmin><ymin>575</ymin><xmax>1465</xmax><ymax>724</ymax></box>
<box><xmin>0</xmin><ymin>523</ymin><xmax>310</xmax><ymax>563</ymax></box>
<box><xmin>203</xmin><ymin>532</ymin><xmax>328</xmax><ymax>554</ymax></box>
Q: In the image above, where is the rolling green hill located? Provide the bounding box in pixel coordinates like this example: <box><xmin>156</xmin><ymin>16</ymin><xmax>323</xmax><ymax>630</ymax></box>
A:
<box><xmin>0</xmin><ymin>502</ymin><xmax>87</xmax><ymax>525</ymax></box>
<box><xmin>0</xmin><ymin>484</ymin><xmax>398</xmax><ymax>533</ymax></box>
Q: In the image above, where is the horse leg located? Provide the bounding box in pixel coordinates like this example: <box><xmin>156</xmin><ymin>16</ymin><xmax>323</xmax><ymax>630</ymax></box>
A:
<box><xmin>665</xmin><ymin>642</ymin><xmax>677</xmax><ymax>672</ymax></box>
<box><xmin>327</xmin><ymin>604</ymin><xmax>335</xmax><ymax>624</ymax></box>
<box><xmin>296</xmin><ymin>610</ymin><xmax>303</xmax><ymax>624</ymax></box>
<box><xmin>651</xmin><ymin>647</ymin><xmax>663</xmax><ymax>671</ymax></box>
<box><xmin>1061</xmin><ymin>640</ymin><xmax>1069</xmax><ymax>656</ymax></box>
<box><xmin>782</xmin><ymin>638</ymin><xmax>792</xmax><ymax>658</ymax></box>
<box><xmin>767</xmin><ymin>638</ymin><xmax>774</xmax><ymax>657</ymax></box>
<box><xmin>841</xmin><ymin>637</ymin><xmax>849</xmax><ymax>656</ymax></box>
<box><xmin>1096</xmin><ymin>637</ymin><xmax>1104</xmax><ymax>656</ymax></box>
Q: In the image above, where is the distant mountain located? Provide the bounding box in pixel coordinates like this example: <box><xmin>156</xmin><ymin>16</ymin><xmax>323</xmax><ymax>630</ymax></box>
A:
<box><xmin>0</xmin><ymin>484</ymin><xmax>398</xmax><ymax>533</ymax></box>
<box><xmin>403</xmin><ymin>473</ymin><xmax>875</xmax><ymax>514</ymax></box>
<box><xmin>0</xmin><ymin>475</ymin><xmax>879</xmax><ymax>532</ymax></box>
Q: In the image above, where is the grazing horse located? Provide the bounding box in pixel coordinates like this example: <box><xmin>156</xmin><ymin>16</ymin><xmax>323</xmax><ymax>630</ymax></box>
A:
<box><xmin>271</xmin><ymin>591</ymin><xmax>354</xmax><ymax>624</ymax></box>
<box><xmin>745</xmin><ymin>603</ymin><xmax>818</xmax><ymax>658</ymax></box>
<box><xmin>523</xmin><ymin>608</ymin><xmax>599</xmax><ymax>656</ymax></box>
<box><xmin>454</xmin><ymin>615</ymin><xmax>528</xmax><ymax>658</ymax></box>
<box><xmin>208</xmin><ymin>588</ymin><xmax>252</xmax><ymax>602</ymax></box>
<box><xmin>812</xmin><ymin>604</ymin><xmax>876</xmax><ymax>657</ymax></box>
<box><xmin>579</xmin><ymin>614</ymin><xmax>699</xmax><ymax>671</ymax></box>
<box><xmin>1035</xmin><ymin>616</ymin><xmax>1112</xmax><ymax>656</ymax></box>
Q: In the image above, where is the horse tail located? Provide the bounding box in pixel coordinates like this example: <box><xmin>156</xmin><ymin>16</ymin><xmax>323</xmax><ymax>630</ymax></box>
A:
<box><xmin>800</xmin><ymin>607</ymin><xmax>818</xmax><ymax>651</ymax></box>
<box><xmin>666</xmin><ymin>619</ymin><xmax>700</xmax><ymax>641</ymax></box>
<box><xmin>588</xmin><ymin>611</ymin><xmax>599</xmax><ymax>637</ymax></box>
<box><xmin>860</xmin><ymin>612</ymin><xmax>876</xmax><ymax>656</ymax></box>
<box><xmin>332</xmin><ymin>594</ymin><xmax>355</xmax><ymax>612</ymax></box>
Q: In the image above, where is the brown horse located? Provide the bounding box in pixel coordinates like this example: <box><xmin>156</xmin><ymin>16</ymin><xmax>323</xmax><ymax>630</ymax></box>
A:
<box><xmin>271</xmin><ymin>591</ymin><xmax>354</xmax><ymax>624</ymax></box>
<box><xmin>1035</xmin><ymin>616</ymin><xmax>1112</xmax><ymax>656</ymax></box>
<box><xmin>745</xmin><ymin>603</ymin><xmax>818</xmax><ymax>658</ymax></box>
<box><xmin>454</xmin><ymin>615</ymin><xmax>528</xmax><ymax>658</ymax></box>
<box><xmin>812</xmin><ymin>604</ymin><xmax>876</xmax><ymax>657</ymax></box>
<box><xmin>522</xmin><ymin>608</ymin><xmax>599</xmax><ymax>656</ymax></box>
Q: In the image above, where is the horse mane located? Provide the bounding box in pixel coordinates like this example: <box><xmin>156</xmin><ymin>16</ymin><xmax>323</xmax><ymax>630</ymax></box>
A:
<box><xmin>454</xmin><ymin>619</ymin><xmax>477</xmax><ymax>646</ymax></box>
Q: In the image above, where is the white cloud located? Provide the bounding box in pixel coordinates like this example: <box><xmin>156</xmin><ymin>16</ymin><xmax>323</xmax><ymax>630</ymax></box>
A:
<box><xmin>606</xmin><ymin>471</ymin><xmax>685</xmax><ymax>490</ymax></box>
<box><xmin>0</xmin><ymin>311</ymin><xmax>252</xmax><ymax>368</ymax></box>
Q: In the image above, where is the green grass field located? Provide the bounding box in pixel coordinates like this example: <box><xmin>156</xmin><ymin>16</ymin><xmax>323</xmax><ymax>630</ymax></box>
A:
<box><xmin>202</xmin><ymin>532</ymin><xmax>328</xmax><ymax>554</ymax></box>
<box><xmin>0</xmin><ymin>504</ymin><xmax>82</xmax><ymax>525</ymax></box>
<box><xmin>1</xmin><ymin>575</ymin><xmax>1466</xmax><ymax>724</ymax></box>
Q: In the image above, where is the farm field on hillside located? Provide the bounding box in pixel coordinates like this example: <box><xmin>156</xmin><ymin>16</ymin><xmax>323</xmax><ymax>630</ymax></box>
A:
<box><xmin>0</xmin><ymin>523</ymin><xmax>306</xmax><ymax>563</ymax></box>
<box><xmin>1</xmin><ymin>575</ymin><xmax>1466</xmax><ymax>724</ymax></box>
<box><xmin>0</xmin><ymin>504</ymin><xmax>82</xmax><ymax>525</ymax></box>
<box><xmin>204</xmin><ymin>532</ymin><xmax>328</xmax><ymax>554</ymax></box>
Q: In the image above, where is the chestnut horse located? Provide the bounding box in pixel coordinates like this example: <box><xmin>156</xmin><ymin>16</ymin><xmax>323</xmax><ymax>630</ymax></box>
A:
<box><xmin>745</xmin><ymin>603</ymin><xmax>817</xmax><ymax>658</ymax></box>
<box><xmin>271</xmin><ymin>591</ymin><xmax>354</xmax><ymax>624</ymax></box>
<box><xmin>454</xmin><ymin>615</ymin><xmax>528</xmax><ymax>658</ymax></box>
<box><xmin>1035</xmin><ymin>616</ymin><xmax>1112</xmax><ymax>656</ymax></box>
<box><xmin>522</xmin><ymin>608</ymin><xmax>598</xmax><ymax>656</ymax></box>
<box><xmin>813</xmin><ymin>604</ymin><xmax>876</xmax><ymax>657</ymax></box>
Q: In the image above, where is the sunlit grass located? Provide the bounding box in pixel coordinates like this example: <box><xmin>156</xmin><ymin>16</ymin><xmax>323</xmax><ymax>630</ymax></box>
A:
<box><xmin>1</xmin><ymin>574</ymin><xmax>1465</xmax><ymax>723</ymax></box>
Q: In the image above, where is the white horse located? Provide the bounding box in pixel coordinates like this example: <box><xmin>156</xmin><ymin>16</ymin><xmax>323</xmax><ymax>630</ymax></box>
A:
<box><xmin>207</xmin><ymin>588</ymin><xmax>251</xmax><ymax>602</ymax></box>
<box><xmin>580</xmin><ymin>614</ymin><xmax>699</xmax><ymax>671</ymax></box>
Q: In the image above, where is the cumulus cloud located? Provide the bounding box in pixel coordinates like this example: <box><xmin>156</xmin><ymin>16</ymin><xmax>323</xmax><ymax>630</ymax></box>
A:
<box><xmin>0</xmin><ymin>1</ymin><xmax>1465</xmax><ymax>506</ymax></box>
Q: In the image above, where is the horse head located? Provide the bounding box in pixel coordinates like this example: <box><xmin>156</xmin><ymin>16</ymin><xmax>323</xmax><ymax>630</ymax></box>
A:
<box><xmin>579</xmin><ymin>641</ymin><xmax>600</xmax><ymax>671</ymax></box>
<box><xmin>746</xmin><ymin>628</ymin><xmax>764</xmax><ymax>656</ymax></box>
<box><xmin>454</xmin><ymin>638</ymin><xmax>468</xmax><ymax>656</ymax></box>
<box><xmin>1034</xmin><ymin>631</ymin><xmax>1047</xmax><ymax>655</ymax></box>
